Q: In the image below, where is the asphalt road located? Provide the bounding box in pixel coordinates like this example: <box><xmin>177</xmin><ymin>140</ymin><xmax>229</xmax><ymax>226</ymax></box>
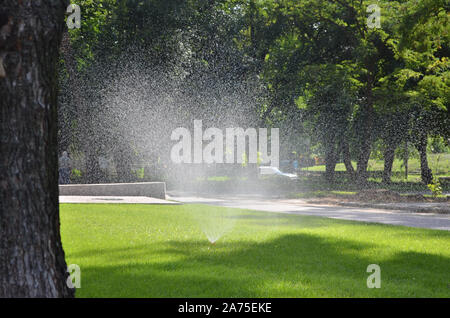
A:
<box><xmin>168</xmin><ymin>193</ymin><xmax>450</xmax><ymax>231</ymax></box>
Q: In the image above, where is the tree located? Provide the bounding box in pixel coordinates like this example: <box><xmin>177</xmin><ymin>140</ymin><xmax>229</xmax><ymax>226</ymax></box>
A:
<box><xmin>394</xmin><ymin>0</ymin><xmax>450</xmax><ymax>184</ymax></box>
<box><xmin>0</xmin><ymin>0</ymin><xmax>74</xmax><ymax>297</ymax></box>
<box><xmin>59</xmin><ymin>0</ymin><xmax>264</xmax><ymax>183</ymax></box>
<box><xmin>259</xmin><ymin>0</ymin><xmax>374</xmax><ymax>181</ymax></box>
<box><xmin>296</xmin><ymin>65</ymin><xmax>356</xmax><ymax>182</ymax></box>
<box><xmin>258</xmin><ymin>0</ymin><xmax>448</xmax><ymax>185</ymax></box>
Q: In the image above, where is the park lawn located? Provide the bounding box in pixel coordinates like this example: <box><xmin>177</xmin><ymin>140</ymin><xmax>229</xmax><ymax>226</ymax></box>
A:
<box><xmin>60</xmin><ymin>203</ymin><xmax>450</xmax><ymax>298</ymax></box>
<box><xmin>301</xmin><ymin>153</ymin><xmax>450</xmax><ymax>176</ymax></box>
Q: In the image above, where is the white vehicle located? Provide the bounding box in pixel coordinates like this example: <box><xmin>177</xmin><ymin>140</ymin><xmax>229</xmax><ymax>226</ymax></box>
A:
<box><xmin>258</xmin><ymin>166</ymin><xmax>298</xmax><ymax>180</ymax></box>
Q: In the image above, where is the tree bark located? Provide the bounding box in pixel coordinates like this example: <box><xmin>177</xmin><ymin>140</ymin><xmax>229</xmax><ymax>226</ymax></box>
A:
<box><xmin>0</xmin><ymin>0</ymin><xmax>74</xmax><ymax>297</ymax></box>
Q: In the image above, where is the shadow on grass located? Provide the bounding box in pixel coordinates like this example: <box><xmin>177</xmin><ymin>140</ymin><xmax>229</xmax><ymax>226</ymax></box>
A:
<box><xmin>70</xmin><ymin>232</ymin><xmax>450</xmax><ymax>298</ymax></box>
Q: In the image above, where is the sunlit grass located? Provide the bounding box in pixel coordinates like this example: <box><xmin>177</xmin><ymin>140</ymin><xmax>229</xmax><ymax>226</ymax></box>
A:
<box><xmin>61</xmin><ymin>203</ymin><xmax>450</xmax><ymax>298</ymax></box>
<box><xmin>301</xmin><ymin>153</ymin><xmax>450</xmax><ymax>176</ymax></box>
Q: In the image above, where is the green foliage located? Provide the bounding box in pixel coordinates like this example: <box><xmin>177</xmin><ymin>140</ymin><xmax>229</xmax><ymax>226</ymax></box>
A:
<box><xmin>72</xmin><ymin>168</ymin><xmax>82</xmax><ymax>177</ymax></box>
<box><xmin>256</xmin><ymin>151</ymin><xmax>263</xmax><ymax>166</ymax></box>
<box><xmin>59</xmin><ymin>0</ymin><xmax>449</xmax><ymax>183</ymax></box>
<box><xmin>427</xmin><ymin>177</ymin><xmax>443</xmax><ymax>197</ymax></box>
<box><xmin>429</xmin><ymin>136</ymin><xmax>450</xmax><ymax>154</ymax></box>
<box><xmin>241</xmin><ymin>152</ymin><xmax>248</xmax><ymax>168</ymax></box>
<box><xmin>135</xmin><ymin>167</ymin><xmax>145</xmax><ymax>179</ymax></box>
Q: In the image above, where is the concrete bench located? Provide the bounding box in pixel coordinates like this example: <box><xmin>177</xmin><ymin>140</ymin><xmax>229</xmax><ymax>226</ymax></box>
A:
<box><xmin>59</xmin><ymin>182</ymin><xmax>166</xmax><ymax>199</ymax></box>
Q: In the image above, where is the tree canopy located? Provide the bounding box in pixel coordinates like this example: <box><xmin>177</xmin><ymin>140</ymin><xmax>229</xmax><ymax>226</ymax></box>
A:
<box><xmin>61</xmin><ymin>0</ymin><xmax>449</xmax><ymax>184</ymax></box>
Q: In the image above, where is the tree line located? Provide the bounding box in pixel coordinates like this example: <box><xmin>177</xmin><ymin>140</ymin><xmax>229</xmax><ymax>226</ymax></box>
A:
<box><xmin>60</xmin><ymin>0</ymin><xmax>449</xmax><ymax>184</ymax></box>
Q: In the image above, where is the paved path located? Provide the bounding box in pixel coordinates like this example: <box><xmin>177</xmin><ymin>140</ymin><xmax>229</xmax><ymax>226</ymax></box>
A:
<box><xmin>334</xmin><ymin>201</ymin><xmax>449</xmax><ymax>214</ymax></box>
<box><xmin>168</xmin><ymin>194</ymin><xmax>450</xmax><ymax>231</ymax></box>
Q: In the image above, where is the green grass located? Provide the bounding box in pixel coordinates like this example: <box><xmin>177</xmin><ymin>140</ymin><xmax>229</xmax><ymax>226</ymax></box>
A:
<box><xmin>301</xmin><ymin>153</ymin><xmax>450</xmax><ymax>177</ymax></box>
<box><xmin>61</xmin><ymin>203</ymin><xmax>450</xmax><ymax>298</ymax></box>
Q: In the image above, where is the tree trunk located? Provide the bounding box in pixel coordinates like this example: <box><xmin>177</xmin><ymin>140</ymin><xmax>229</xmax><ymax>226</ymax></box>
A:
<box><xmin>382</xmin><ymin>141</ymin><xmax>396</xmax><ymax>184</ymax></box>
<box><xmin>341</xmin><ymin>139</ymin><xmax>354</xmax><ymax>176</ymax></box>
<box><xmin>324</xmin><ymin>140</ymin><xmax>338</xmax><ymax>183</ymax></box>
<box><xmin>0</xmin><ymin>0</ymin><xmax>74</xmax><ymax>297</ymax></box>
<box><xmin>403</xmin><ymin>141</ymin><xmax>409</xmax><ymax>180</ymax></box>
<box><xmin>415</xmin><ymin>135</ymin><xmax>433</xmax><ymax>184</ymax></box>
<box><xmin>85</xmin><ymin>148</ymin><xmax>103</xmax><ymax>183</ymax></box>
<box><xmin>356</xmin><ymin>135</ymin><xmax>372</xmax><ymax>183</ymax></box>
<box><xmin>356</xmin><ymin>87</ymin><xmax>375</xmax><ymax>183</ymax></box>
<box><xmin>58</xmin><ymin>32</ymin><xmax>77</xmax><ymax>156</ymax></box>
<box><xmin>114</xmin><ymin>144</ymin><xmax>134</xmax><ymax>183</ymax></box>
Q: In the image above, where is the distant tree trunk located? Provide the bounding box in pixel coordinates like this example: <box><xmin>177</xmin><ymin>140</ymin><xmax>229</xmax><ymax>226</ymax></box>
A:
<box><xmin>0</xmin><ymin>0</ymin><xmax>74</xmax><ymax>297</ymax></box>
<box><xmin>356</xmin><ymin>122</ymin><xmax>373</xmax><ymax>183</ymax></box>
<box><xmin>324</xmin><ymin>140</ymin><xmax>338</xmax><ymax>183</ymax></box>
<box><xmin>85</xmin><ymin>148</ymin><xmax>103</xmax><ymax>183</ymax></box>
<box><xmin>341</xmin><ymin>139</ymin><xmax>354</xmax><ymax>177</ymax></box>
<box><xmin>415</xmin><ymin>134</ymin><xmax>433</xmax><ymax>184</ymax></box>
<box><xmin>61</xmin><ymin>31</ymin><xmax>106</xmax><ymax>184</ymax></box>
<box><xmin>382</xmin><ymin>141</ymin><xmax>396</xmax><ymax>184</ymax></box>
<box><xmin>58</xmin><ymin>32</ymin><xmax>77</xmax><ymax>155</ymax></box>
<box><xmin>403</xmin><ymin>141</ymin><xmax>409</xmax><ymax>180</ymax></box>
<box><xmin>114</xmin><ymin>143</ymin><xmax>134</xmax><ymax>182</ymax></box>
<box><xmin>356</xmin><ymin>78</ymin><xmax>375</xmax><ymax>184</ymax></box>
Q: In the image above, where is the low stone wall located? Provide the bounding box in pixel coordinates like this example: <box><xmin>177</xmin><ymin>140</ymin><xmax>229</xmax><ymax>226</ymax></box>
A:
<box><xmin>59</xmin><ymin>182</ymin><xmax>166</xmax><ymax>199</ymax></box>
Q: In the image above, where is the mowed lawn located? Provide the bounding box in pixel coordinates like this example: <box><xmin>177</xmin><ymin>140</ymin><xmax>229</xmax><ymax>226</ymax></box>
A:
<box><xmin>300</xmin><ymin>153</ymin><xmax>450</xmax><ymax>181</ymax></box>
<box><xmin>60</xmin><ymin>204</ymin><xmax>450</xmax><ymax>298</ymax></box>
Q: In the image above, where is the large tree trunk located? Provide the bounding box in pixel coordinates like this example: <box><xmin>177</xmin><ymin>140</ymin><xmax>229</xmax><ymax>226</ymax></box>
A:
<box><xmin>0</xmin><ymin>0</ymin><xmax>74</xmax><ymax>297</ymax></box>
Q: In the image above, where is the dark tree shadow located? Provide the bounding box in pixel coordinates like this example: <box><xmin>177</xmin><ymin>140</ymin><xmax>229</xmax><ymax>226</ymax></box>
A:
<box><xmin>68</xmin><ymin>232</ymin><xmax>450</xmax><ymax>298</ymax></box>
